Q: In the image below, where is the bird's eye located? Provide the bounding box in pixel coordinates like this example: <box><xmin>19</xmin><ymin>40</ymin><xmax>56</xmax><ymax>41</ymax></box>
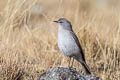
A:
<box><xmin>59</xmin><ymin>21</ymin><xmax>63</xmax><ymax>23</ymax></box>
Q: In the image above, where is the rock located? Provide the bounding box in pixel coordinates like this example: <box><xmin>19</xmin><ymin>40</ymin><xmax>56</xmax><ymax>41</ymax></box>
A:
<box><xmin>40</xmin><ymin>67</ymin><xmax>101</xmax><ymax>80</ymax></box>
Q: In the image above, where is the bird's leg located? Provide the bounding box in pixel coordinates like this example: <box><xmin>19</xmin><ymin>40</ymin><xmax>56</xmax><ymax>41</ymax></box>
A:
<box><xmin>71</xmin><ymin>58</ymin><xmax>74</xmax><ymax>67</ymax></box>
<box><xmin>68</xmin><ymin>57</ymin><xmax>71</xmax><ymax>67</ymax></box>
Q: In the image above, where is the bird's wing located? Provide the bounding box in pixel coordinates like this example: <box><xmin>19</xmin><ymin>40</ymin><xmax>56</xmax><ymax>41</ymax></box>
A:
<box><xmin>70</xmin><ymin>30</ymin><xmax>86</xmax><ymax>62</ymax></box>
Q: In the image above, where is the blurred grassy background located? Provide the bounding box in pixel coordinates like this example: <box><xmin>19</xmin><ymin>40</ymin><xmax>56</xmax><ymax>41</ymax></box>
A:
<box><xmin>0</xmin><ymin>0</ymin><xmax>120</xmax><ymax>80</ymax></box>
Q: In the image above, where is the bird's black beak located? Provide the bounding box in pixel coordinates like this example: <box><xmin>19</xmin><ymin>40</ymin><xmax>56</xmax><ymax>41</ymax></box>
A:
<box><xmin>53</xmin><ymin>21</ymin><xmax>58</xmax><ymax>23</ymax></box>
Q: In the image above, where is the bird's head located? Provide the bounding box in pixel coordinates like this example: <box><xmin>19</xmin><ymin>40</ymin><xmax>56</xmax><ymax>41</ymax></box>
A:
<box><xmin>54</xmin><ymin>18</ymin><xmax>72</xmax><ymax>30</ymax></box>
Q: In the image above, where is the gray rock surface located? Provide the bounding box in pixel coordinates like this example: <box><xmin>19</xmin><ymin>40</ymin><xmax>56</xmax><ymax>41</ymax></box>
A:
<box><xmin>40</xmin><ymin>67</ymin><xmax>101</xmax><ymax>80</ymax></box>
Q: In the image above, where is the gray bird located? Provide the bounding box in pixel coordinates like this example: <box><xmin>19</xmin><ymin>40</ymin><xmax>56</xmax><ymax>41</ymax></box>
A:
<box><xmin>54</xmin><ymin>18</ymin><xmax>91</xmax><ymax>74</ymax></box>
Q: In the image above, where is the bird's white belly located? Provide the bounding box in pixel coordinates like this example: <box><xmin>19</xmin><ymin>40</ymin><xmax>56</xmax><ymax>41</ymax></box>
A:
<box><xmin>58</xmin><ymin>31</ymin><xmax>80</xmax><ymax>56</ymax></box>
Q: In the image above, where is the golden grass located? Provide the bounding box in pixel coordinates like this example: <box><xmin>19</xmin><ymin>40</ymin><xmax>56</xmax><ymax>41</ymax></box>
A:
<box><xmin>0</xmin><ymin>0</ymin><xmax>120</xmax><ymax>80</ymax></box>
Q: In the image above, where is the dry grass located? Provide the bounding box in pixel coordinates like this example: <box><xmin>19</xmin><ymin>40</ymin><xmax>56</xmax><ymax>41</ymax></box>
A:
<box><xmin>0</xmin><ymin>0</ymin><xmax>120</xmax><ymax>80</ymax></box>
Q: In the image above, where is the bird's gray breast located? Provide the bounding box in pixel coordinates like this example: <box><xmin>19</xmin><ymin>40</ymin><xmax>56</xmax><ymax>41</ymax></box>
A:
<box><xmin>58</xmin><ymin>29</ymin><xmax>80</xmax><ymax>57</ymax></box>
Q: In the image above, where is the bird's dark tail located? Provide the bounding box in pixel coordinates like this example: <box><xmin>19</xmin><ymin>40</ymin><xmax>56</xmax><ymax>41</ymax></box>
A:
<box><xmin>80</xmin><ymin>61</ymin><xmax>91</xmax><ymax>74</ymax></box>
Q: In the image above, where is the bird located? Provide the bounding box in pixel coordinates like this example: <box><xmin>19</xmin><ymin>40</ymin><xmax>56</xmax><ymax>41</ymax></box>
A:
<box><xmin>54</xmin><ymin>18</ymin><xmax>91</xmax><ymax>74</ymax></box>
